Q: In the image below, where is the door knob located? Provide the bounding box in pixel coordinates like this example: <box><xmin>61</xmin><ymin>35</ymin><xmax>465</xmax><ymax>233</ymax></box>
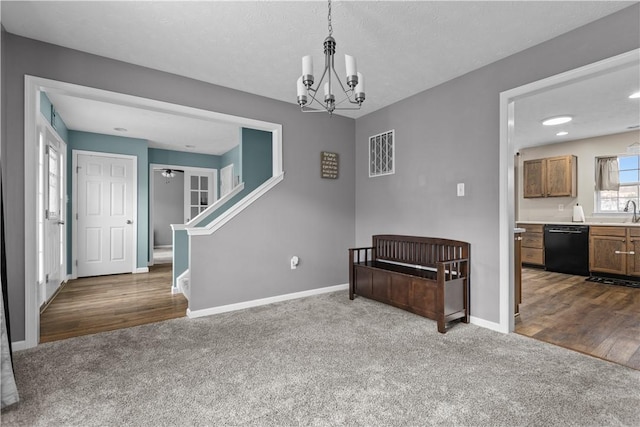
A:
<box><xmin>126</xmin><ymin>220</ymin><xmax>133</xmax><ymax>224</ymax></box>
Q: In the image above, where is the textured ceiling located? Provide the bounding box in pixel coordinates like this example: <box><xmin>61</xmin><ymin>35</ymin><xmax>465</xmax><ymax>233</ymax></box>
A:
<box><xmin>46</xmin><ymin>93</ymin><xmax>240</xmax><ymax>156</ymax></box>
<box><xmin>2</xmin><ymin>1</ymin><xmax>637</xmax><ymax>152</ymax></box>
<box><xmin>2</xmin><ymin>1</ymin><xmax>635</xmax><ymax>119</ymax></box>
<box><xmin>514</xmin><ymin>62</ymin><xmax>640</xmax><ymax>149</ymax></box>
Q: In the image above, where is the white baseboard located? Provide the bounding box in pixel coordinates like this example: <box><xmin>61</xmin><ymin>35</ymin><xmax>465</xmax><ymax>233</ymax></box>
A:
<box><xmin>470</xmin><ymin>316</ymin><xmax>505</xmax><ymax>333</ymax></box>
<box><xmin>135</xmin><ymin>267</ymin><xmax>149</xmax><ymax>274</ymax></box>
<box><xmin>11</xmin><ymin>340</ymin><xmax>28</xmax><ymax>351</ymax></box>
<box><xmin>187</xmin><ymin>283</ymin><xmax>349</xmax><ymax>319</ymax></box>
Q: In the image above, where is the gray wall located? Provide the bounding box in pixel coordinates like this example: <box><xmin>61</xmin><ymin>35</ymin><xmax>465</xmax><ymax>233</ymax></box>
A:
<box><xmin>153</xmin><ymin>170</ymin><xmax>184</xmax><ymax>246</ymax></box>
<box><xmin>2</xmin><ymin>33</ymin><xmax>355</xmax><ymax>341</ymax></box>
<box><xmin>189</xmin><ymin>118</ymin><xmax>353</xmax><ymax>310</ymax></box>
<box><xmin>354</xmin><ymin>4</ymin><xmax>640</xmax><ymax>323</ymax></box>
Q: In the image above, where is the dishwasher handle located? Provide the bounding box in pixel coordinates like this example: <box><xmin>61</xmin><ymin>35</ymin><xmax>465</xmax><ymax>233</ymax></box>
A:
<box><xmin>547</xmin><ymin>229</ymin><xmax>585</xmax><ymax>234</ymax></box>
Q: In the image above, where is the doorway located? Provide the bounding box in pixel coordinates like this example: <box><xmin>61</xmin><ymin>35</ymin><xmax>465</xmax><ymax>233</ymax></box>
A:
<box><xmin>499</xmin><ymin>49</ymin><xmax>640</xmax><ymax>334</ymax></box>
<box><xmin>37</xmin><ymin>117</ymin><xmax>67</xmax><ymax>308</ymax></box>
<box><xmin>149</xmin><ymin>164</ymin><xmax>218</xmax><ymax>266</ymax></box>
<box><xmin>23</xmin><ymin>76</ymin><xmax>284</xmax><ymax>349</ymax></box>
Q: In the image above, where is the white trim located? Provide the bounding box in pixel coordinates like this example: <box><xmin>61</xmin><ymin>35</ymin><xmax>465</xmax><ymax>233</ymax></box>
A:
<box><xmin>171</xmin><ymin>224</ymin><xmax>187</xmax><ymax>231</ymax></box>
<box><xmin>188</xmin><ymin>173</ymin><xmax>284</xmax><ymax>236</ymax></box>
<box><xmin>10</xmin><ymin>341</ymin><xmax>28</xmax><ymax>352</ymax></box>
<box><xmin>72</xmin><ymin>150</ymin><xmax>138</xmax><ymax>277</ymax></box>
<box><xmin>24</xmin><ymin>76</ymin><xmax>40</xmax><ymax>349</ymax></box>
<box><xmin>187</xmin><ymin>182</ymin><xmax>244</xmax><ymax>226</ymax></box>
<box><xmin>498</xmin><ymin>49</ymin><xmax>640</xmax><ymax>335</ymax></box>
<box><xmin>135</xmin><ymin>267</ymin><xmax>149</xmax><ymax>274</ymax></box>
<box><xmin>23</xmin><ymin>75</ymin><xmax>283</xmax><ymax>349</ymax></box>
<box><xmin>187</xmin><ymin>283</ymin><xmax>349</xmax><ymax>318</ymax></box>
<box><xmin>470</xmin><ymin>316</ymin><xmax>503</xmax><ymax>333</ymax></box>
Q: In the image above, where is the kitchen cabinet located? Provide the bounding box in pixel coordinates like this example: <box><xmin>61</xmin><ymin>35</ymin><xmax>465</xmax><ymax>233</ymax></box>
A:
<box><xmin>514</xmin><ymin>230</ymin><xmax>523</xmax><ymax>316</ymax></box>
<box><xmin>589</xmin><ymin>226</ymin><xmax>640</xmax><ymax>277</ymax></box>
<box><xmin>519</xmin><ymin>223</ymin><xmax>544</xmax><ymax>266</ymax></box>
<box><xmin>523</xmin><ymin>155</ymin><xmax>577</xmax><ymax>198</ymax></box>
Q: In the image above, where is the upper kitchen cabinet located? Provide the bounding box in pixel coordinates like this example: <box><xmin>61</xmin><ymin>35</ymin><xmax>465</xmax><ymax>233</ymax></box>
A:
<box><xmin>523</xmin><ymin>155</ymin><xmax>577</xmax><ymax>198</ymax></box>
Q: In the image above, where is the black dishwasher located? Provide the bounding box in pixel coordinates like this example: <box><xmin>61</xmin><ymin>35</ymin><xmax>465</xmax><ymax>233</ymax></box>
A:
<box><xmin>544</xmin><ymin>225</ymin><xmax>590</xmax><ymax>276</ymax></box>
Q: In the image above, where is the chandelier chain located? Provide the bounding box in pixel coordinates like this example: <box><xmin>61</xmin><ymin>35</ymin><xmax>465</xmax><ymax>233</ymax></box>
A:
<box><xmin>327</xmin><ymin>0</ymin><xmax>333</xmax><ymax>36</ymax></box>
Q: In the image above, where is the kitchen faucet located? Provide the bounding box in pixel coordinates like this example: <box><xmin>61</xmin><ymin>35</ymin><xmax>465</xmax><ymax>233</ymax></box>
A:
<box><xmin>624</xmin><ymin>200</ymin><xmax>640</xmax><ymax>223</ymax></box>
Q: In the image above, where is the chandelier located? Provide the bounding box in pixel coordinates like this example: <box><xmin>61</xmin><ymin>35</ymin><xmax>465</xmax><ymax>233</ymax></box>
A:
<box><xmin>296</xmin><ymin>0</ymin><xmax>365</xmax><ymax>115</ymax></box>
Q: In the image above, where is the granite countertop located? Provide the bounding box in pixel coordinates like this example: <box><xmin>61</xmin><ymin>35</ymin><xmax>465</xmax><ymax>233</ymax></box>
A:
<box><xmin>516</xmin><ymin>220</ymin><xmax>640</xmax><ymax>227</ymax></box>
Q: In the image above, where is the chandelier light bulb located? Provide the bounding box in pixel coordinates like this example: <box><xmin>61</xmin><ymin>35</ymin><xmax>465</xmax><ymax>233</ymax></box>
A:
<box><xmin>302</xmin><ymin>55</ymin><xmax>314</xmax><ymax>88</ymax></box>
<box><xmin>297</xmin><ymin>77</ymin><xmax>308</xmax><ymax>106</ymax></box>
<box><xmin>355</xmin><ymin>72</ymin><xmax>366</xmax><ymax>103</ymax></box>
<box><xmin>345</xmin><ymin>54</ymin><xmax>357</xmax><ymax>88</ymax></box>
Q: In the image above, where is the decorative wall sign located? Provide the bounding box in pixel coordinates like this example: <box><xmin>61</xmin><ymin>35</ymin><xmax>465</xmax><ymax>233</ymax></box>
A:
<box><xmin>321</xmin><ymin>151</ymin><xmax>339</xmax><ymax>179</ymax></box>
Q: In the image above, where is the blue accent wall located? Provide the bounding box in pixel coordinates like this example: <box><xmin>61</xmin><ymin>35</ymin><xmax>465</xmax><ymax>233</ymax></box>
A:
<box><xmin>68</xmin><ymin>131</ymin><xmax>149</xmax><ymax>272</ymax></box>
<box><xmin>194</xmin><ymin>128</ymin><xmax>271</xmax><ymax>227</ymax></box>
<box><xmin>40</xmin><ymin>92</ymin><xmax>69</xmax><ymax>143</ymax></box>
<box><xmin>148</xmin><ymin>148</ymin><xmax>221</xmax><ymax>170</ymax></box>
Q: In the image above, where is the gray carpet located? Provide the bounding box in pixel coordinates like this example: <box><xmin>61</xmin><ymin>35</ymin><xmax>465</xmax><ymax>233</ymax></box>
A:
<box><xmin>2</xmin><ymin>291</ymin><xmax>639</xmax><ymax>426</ymax></box>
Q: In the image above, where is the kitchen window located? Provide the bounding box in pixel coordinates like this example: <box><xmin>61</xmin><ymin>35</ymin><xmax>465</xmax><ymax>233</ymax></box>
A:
<box><xmin>596</xmin><ymin>154</ymin><xmax>640</xmax><ymax>212</ymax></box>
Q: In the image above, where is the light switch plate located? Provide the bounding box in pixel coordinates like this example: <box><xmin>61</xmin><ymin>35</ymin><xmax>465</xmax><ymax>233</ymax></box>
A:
<box><xmin>457</xmin><ymin>183</ymin><xmax>465</xmax><ymax>197</ymax></box>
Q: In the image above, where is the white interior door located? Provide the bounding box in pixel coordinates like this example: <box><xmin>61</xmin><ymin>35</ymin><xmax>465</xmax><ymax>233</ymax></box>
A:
<box><xmin>220</xmin><ymin>164</ymin><xmax>234</xmax><ymax>198</ymax></box>
<box><xmin>39</xmin><ymin>122</ymin><xmax>67</xmax><ymax>305</ymax></box>
<box><xmin>76</xmin><ymin>153</ymin><xmax>135</xmax><ymax>277</ymax></box>
<box><xmin>184</xmin><ymin>169</ymin><xmax>216</xmax><ymax>222</ymax></box>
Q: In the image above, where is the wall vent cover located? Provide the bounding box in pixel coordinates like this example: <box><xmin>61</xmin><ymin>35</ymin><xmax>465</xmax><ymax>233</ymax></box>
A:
<box><xmin>369</xmin><ymin>130</ymin><xmax>395</xmax><ymax>177</ymax></box>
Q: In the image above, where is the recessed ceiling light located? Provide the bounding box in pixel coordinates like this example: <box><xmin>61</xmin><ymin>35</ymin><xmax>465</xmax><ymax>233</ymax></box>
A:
<box><xmin>114</xmin><ymin>127</ymin><xmax>127</xmax><ymax>132</ymax></box>
<box><xmin>630</xmin><ymin>91</ymin><xmax>640</xmax><ymax>99</ymax></box>
<box><xmin>556</xmin><ymin>131</ymin><xmax>568</xmax><ymax>136</ymax></box>
<box><xmin>542</xmin><ymin>116</ymin><xmax>572</xmax><ymax>126</ymax></box>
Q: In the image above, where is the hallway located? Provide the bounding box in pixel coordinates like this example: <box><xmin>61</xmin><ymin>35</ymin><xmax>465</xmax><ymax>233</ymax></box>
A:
<box><xmin>40</xmin><ymin>264</ymin><xmax>187</xmax><ymax>343</ymax></box>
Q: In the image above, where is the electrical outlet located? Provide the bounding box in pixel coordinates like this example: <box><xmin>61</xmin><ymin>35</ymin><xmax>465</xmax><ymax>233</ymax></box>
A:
<box><xmin>290</xmin><ymin>256</ymin><xmax>299</xmax><ymax>270</ymax></box>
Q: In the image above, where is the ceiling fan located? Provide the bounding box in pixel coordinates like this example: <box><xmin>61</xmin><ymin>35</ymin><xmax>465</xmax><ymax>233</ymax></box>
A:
<box><xmin>156</xmin><ymin>168</ymin><xmax>184</xmax><ymax>178</ymax></box>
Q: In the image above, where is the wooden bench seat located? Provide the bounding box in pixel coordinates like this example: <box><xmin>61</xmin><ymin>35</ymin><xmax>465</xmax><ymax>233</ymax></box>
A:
<box><xmin>349</xmin><ymin>235</ymin><xmax>470</xmax><ymax>333</ymax></box>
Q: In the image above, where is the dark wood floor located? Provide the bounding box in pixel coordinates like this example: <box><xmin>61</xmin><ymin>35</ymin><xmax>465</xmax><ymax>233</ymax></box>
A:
<box><xmin>516</xmin><ymin>268</ymin><xmax>640</xmax><ymax>371</ymax></box>
<box><xmin>40</xmin><ymin>264</ymin><xmax>188</xmax><ymax>343</ymax></box>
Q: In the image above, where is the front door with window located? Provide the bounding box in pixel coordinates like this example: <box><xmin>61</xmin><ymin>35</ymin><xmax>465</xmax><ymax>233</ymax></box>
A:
<box><xmin>40</xmin><ymin>123</ymin><xmax>67</xmax><ymax>305</ymax></box>
<box><xmin>76</xmin><ymin>153</ymin><xmax>135</xmax><ymax>277</ymax></box>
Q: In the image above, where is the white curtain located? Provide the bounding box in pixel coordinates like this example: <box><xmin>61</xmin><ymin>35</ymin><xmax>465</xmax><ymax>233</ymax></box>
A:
<box><xmin>595</xmin><ymin>157</ymin><xmax>620</xmax><ymax>191</ymax></box>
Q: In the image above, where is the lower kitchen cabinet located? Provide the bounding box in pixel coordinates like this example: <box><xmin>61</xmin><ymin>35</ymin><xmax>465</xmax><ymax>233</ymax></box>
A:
<box><xmin>519</xmin><ymin>223</ymin><xmax>544</xmax><ymax>267</ymax></box>
<box><xmin>589</xmin><ymin>226</ymin><xmax>640</xmax><ymax>277</ymax></box>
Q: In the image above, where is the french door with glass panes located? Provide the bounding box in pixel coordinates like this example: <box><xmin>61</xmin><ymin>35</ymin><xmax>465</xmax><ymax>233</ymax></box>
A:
<box><xmin>184</xmin><ymin>169</ymin><xmax>217</xmax><ymax>223</ymax></box>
